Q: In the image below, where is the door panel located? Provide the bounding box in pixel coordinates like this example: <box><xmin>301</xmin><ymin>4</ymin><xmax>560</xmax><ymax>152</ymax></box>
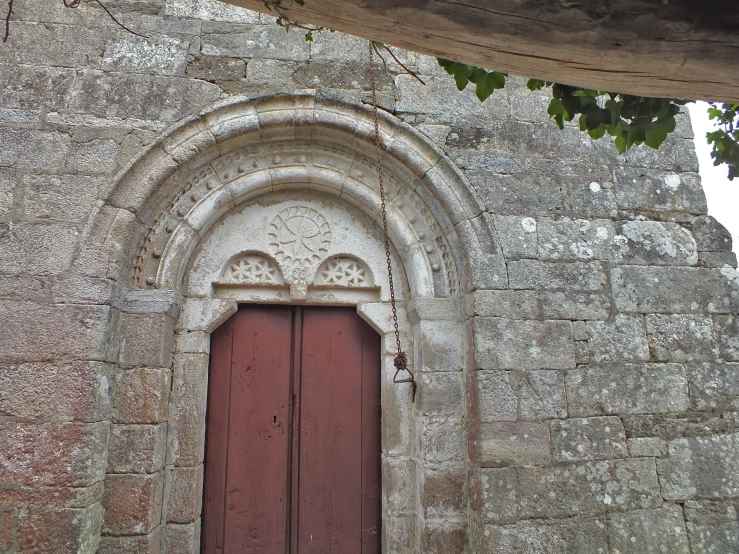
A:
<box><xmin>225</xmin><ymin>307</ymin><xmax>294</xmax><ymax>553</ymax></box>
<box><xmin>298</xmin><ymin>309</ymin><xmax>381</xmax><ymax>553</ymax></box>
<box><xmin>202</xmin><ymin>306</ymin><xmax>381</xmax><ymax>554</ymax></box>
<box><xmin>202</xmin><ymin>317</ymin><xmax>233</xmax><ymax>553</ymax></box>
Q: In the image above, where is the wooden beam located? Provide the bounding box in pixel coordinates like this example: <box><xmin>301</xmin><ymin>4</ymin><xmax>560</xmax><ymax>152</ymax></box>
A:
<box><xmin>220</xmin><ymin>0</ymin><xmax>739</xmax><ymax>103</ymax></box>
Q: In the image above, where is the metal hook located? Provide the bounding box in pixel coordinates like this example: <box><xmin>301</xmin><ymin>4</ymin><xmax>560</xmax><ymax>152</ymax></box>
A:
<box><xmin>392</xmin><ymin>352</ymin><xmax>417</xmax><ymax>402</ymax></box>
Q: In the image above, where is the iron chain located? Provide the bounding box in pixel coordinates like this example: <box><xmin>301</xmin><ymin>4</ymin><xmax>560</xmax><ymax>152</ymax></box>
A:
<box><xmin>369</xmin><ymin>41</ymin><xmax>417</xmax><ymax>402</ymax></box>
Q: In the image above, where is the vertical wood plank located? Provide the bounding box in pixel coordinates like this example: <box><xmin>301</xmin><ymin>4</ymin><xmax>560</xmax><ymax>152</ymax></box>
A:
<box><xmin>360</xmin><ymin>318</ymin><xmax>382</xmax><ymax>553</ymax></box>
<box><xmin>289</xmin><ymin>307</ymin><xmax>302</xmax><ymax>554</ymax></box>
<box><xmin>202</xmin><ymin>317</ymin><xmax>234</xmax><ymax>554</ymax></box>
<box><xmin>298</xmin><ymin>307</ymin><xmax>380</xmax><ymax>554</ymax></box>
<box><xmin>223</xmin><ymin>306</ymin><xmax>293</xmax><ymax>553</ymax></box>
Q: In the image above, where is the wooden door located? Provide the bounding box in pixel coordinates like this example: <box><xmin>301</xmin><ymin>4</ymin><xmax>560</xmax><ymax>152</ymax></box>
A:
<box><xmin>202</xmin><ymin>306</ymin><xmax>381</xmax><ymax>554</ymax></box>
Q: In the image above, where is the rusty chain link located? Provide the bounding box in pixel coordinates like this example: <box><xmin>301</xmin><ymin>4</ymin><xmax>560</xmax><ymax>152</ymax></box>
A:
<box><xmin>369</xmin><ymin>41</ymin><xmax>417</xmax><ymax>402</ymax></box>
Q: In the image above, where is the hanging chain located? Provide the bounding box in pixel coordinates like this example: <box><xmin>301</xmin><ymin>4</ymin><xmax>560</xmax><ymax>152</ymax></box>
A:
<box><xmin>369</xmin><ymin>41</ymin><xmax>417</xmax><ymax>402</ymax></box>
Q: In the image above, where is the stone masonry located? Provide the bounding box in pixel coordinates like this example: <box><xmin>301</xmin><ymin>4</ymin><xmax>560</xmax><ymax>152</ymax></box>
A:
<box><xmin>0</xmin><ymin>0</ymin><xmax>738</xmax><ymax>553</ymax></box>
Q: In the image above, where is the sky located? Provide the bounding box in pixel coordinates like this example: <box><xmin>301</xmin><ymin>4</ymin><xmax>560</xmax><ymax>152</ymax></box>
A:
<box><xmin>688</xmin><ymin>102</ymin><xmax>738</xmax><ymax>255</ymax></box>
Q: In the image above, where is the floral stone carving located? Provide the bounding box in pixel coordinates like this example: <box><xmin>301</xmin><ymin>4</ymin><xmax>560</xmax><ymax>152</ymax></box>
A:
<box><xmin>269</xmin><ymin>206</ymin><xmax>331</xmax><ymax>268</ymax></box>
<box><xmin>315</xmin><ymin>257</ymin><xmax>374</xmax><ymax>287</ymax></box>
<box><xmin>220</xmin><ymin>252</ymin><xmax>284</xmax><ymax>285</ymax></box>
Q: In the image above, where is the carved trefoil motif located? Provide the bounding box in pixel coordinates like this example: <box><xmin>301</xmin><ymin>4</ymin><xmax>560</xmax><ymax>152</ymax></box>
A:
<box><xmin>315</xmin><ymin>257</ymin><xmax>374</xmax><ymax>288</ymax></box>
<box><xmin>269</xmin><ymin>206</ymin><xmax>332</xmax><ymax>268</ymax></box>
<box><xmin>219</xmin><ymin>252</ymin><xmax>284</xmax><ymax>285</ymax></box>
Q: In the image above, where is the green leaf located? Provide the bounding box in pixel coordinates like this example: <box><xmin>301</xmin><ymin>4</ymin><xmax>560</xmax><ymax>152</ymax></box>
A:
<box><xmin>490</xmin><ymin>71</ymin><xmax>506</xmax><ymax>89</ymax></box>
<box><xmin>614</xmin><ymin>135</ymin><xmax>627</xmax><ymax>154</ymax></box>
<box><xmin>454</xmin><ymin>70</ymin><xmax>470</xmax><ymax>91</ymax></box>
<box><xmin>547</xmin><ymin>98</ymin><xmax>564</xmax><ymax>118</ymax></box>
<box><xmin>474</xmin><ymin>74</ymin><xmax>494</xmax><ymax>101</ymax></box>
<box><xmin>527</xmin><ymin>79</ymin><xmax>545</xmax><ymax>91</ymax></box>
<box><xmin>644</xmin><ymin>129</ymin><xmax>668</xmax><ymax>149</ymax></box>
<box><xmin>588</xmin><ymin>125</ymin><xmax>606</xmax><ymax>140</ymax></box>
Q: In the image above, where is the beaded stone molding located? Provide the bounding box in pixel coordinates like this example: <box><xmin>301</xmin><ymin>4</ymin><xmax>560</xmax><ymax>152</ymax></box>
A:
<box><xmin>104</xmin><ymin>97</ymin><xmax>497</xmax><ymax>299</ymax></box>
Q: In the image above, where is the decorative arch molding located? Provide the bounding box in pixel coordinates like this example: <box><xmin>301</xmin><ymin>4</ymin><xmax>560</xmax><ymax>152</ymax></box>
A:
<box><xmin>89</xmin><ymin>95</ymin><xmax>503</xmax><ymax>298</ymax></box>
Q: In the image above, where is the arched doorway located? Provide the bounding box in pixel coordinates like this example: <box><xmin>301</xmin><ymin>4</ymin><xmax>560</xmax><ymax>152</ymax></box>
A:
<box><xmin>92</xmin><ymin>96</ymin><xmax>485</xmax><ymax>552</ymax></box>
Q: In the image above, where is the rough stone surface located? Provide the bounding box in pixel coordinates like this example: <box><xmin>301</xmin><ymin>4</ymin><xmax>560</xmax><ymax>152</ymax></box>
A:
<box><xmin>481</xmin><ymin>517</ymin><xmax>608</xmax><ymax>554</ymax></box>
<box><xmin>518</xmin><ymin>370</ymin><xmax>567</xmax><ymax>420</ymax></box>
<box><xmin>107</xmin><ymin>424</ymin><xmax>168</xmax><ymax>474</ymax></box>
<box><xmin>646</xmin><ymin>314</ymin><xmax>720</xmax><ymax>362</ymax></box>
<box><xmin>550</xmin><ymin>416</ymin><xmax>628</xmax><ymax>462</ymax></box>
<box><xmin>627</xmin><ymin>437</ymin><xmax>668</xmax><ymax>457</ymax></box>
<box><xmin>714</xmin><ymin>315</ymin><xmax>739</xmax><ymax>361</ymax></box>
<box><xmin>493</xmin><ymin>215</ymin><xmax>538</xmax><ymax>259</ymax></box>
<box><xmin>421</xmin><ymin>468</ymin><xmax>466</xmax><ymax>518</ymax></box>
<box><xmin>658</xmin><ymin>433</ymin><xmax>739</xmax><ymax>501</ymax></box>
<box><xmin>0</xmin><ymin>422</ymin><xmax>107</xmax><ymax>487</ymax></box>
<box><xmin>102</xmin><ymin>473</ymin><xmax>164</xmax><ymax>536</ymax></box>
<box><xmin>165</xmin><ymin>521</ymin><xmax>200</xmax><ymax>554</ymax></box>
<box><xmin>476</xmin><ymin>371</ymin><xmax>517</xmax><ymax>422</ymax></box>
<box><xmin>165</xmin><ymin>467</ymin><xmax>203</xmax><ymax>524</ymax></box>
<box><xmin>692</xmin><ymin>215</ymin><xmax>733</xmax><ymax>252</ymax></box>
<box><xmin>587</xmin><ymin>315</ymin><xmax>650</xmax><ymax>362</ymax></box>
<box><xmin>537</xmin><ymin>217</ymin><xmax>615</xmax><ymax>261</ymax></box>
<box><xmin>516</xmin><ymin>458</ymin><xmax>661</xmax><ymax>519</ymax></box>
<box><xmin>113</xmin><ymin>368</ymin><xmax>170</xmax><ymax>424</ymax></box>
<box><xmin>684</xmin><ymin>500</ymin><xmax>739</xmax><ymax>554</ymax></box>
<box><xmin>119</xmin><ymin>313</ymin><xmax>175</xmax><ymax>369</ymax></box>
<box><xmin>474</xmin><ymin>318</ymin><xmax>575</xmax><ymax>370</ymax></box>
<box><xmin>477</xmin><ymin>422</ymin><xmax>551</xmax><ymax>468</ymax></box>
<box><xmin>618</xmin><ymin>220</ymin><xmax>698</xmax><ymax>265</ymax></box>
<box><xmin>687</xmin><ymin>362</ymin><xmax>739</xmax><ymax>411</ymax></box>
<box><xmin>611</xmin><ymin>266</ymin><xmax>739</xmax><ymax>314</ymax></box>
<box><xmin>608</xmin><ymin>506</ymin><xmax>690</xmax><ymax>554</ymax></box>
<box><xmin>468</xmin><ymin>290</ymin><xmax>539</xmax><ymax>320</ymax></box>
<box><xmin>16</xmin><ymin>504</ymin><xmax>103</xmax><ymax>554</ymax></box>
<box><xmin>567</xmin><ymin>363</ymin><xmax>689</xmax><ymax>416</ymax></box>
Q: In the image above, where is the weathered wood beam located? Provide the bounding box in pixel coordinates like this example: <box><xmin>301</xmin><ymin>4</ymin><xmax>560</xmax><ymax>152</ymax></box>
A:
<box><xmin>221</xmin><ymin>0</ymin><xmax>739</xmax><ymax>103</ymax></box>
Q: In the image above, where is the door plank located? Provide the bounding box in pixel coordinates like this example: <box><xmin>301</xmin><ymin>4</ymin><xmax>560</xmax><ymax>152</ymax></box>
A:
<box><xmin>360</xmin><ymin>319</ymin><xmax>382</xmax><ymax>553</ymax></box>
<box><xmin>202</xmin><ymin>317</ymin><xmax>234</xmax><ymax>554</ymax></box>
<box><xmin>289</xmin><ymin>308</ymin><xmax>303</xmax><ymax>554</ymax></box>
<box><xmin>223</xmin><ymin>307</ymin><xmax>294</xmax><ymax>553</ymax></box>
<box><xmin>298</xmin><ymin>308</ymin><xmax>379</xmax><ymax>553</ymax></box>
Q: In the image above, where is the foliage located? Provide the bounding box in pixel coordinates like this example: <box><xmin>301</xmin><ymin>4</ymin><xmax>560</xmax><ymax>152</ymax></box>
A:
<box><xmin>438</xmin><ymin>59</ymin><xmax>736</xmax><ymax>180</ymax></box>
<box><xmin>707</xmin><ymin>103</ymin><xmax>739</xmax><ymax>181</ymax></box>
<box><xmin>437</xmin><ymin>59</ymin><xmax>507</xmax><ymax>102</ymax></box>
<box><xmin>526</xmin><ymin>80</ymin><xmax>687</xmax><ymax>153</ymax></box>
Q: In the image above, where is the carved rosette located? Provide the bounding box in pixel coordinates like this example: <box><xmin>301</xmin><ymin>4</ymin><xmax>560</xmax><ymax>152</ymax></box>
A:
<box><xmin>315</xmin><ymin>257</ymin><xmax>374</xmax><ymax>287</ymax></box>
<box><xmin>268</xmin><ymin>206</ymin><xmax>332</xmax><ymax>268</ymax></box>
<box><xmin>219</xmin><ymin>252</ymin><xmax>284</xmax><ymax>285</ymax></box>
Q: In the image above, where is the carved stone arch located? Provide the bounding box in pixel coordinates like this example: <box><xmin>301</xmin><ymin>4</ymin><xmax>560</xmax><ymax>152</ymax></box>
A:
<box><xmin>85</xmin><ymin>95</ymin><xmax>503</xmax><ymax>298</ymax></box>
<box><xmin>85</xmin><ymin>95</ymin><xmax>486</xmax><ymax>553</ymax></box>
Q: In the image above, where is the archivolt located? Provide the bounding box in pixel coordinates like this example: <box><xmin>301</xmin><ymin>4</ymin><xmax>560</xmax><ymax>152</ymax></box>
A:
<box><xmin>89</xmin><ymin>95</ymin><xmax>496</xmax><ymax>297</ymax></box>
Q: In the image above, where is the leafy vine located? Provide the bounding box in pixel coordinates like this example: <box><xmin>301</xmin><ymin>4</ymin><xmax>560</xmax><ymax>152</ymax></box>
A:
<box><xmin>438</xmin><ymin>59</ymin><xmax>737</xmax><ymax>181</ymax></box>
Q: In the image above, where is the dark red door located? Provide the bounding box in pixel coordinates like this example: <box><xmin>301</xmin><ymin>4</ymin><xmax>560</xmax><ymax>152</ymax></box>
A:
<box><xmin>202</xmin><ymin>306</ymin><xmax>381</xmax><ymax>554</ymax></box>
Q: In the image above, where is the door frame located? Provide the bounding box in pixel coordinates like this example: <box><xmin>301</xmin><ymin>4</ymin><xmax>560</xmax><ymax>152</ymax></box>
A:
<box><xmin>163</xmin><ymin>293</ymin><xmax>465</xmax><ymax>554</ymax></box>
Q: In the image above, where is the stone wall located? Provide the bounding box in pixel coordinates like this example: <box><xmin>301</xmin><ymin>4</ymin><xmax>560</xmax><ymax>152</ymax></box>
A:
<box><xmin>0</xmin><ymin>0</ymin><xmax>737</xmax><ymax>553</ymax></box>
